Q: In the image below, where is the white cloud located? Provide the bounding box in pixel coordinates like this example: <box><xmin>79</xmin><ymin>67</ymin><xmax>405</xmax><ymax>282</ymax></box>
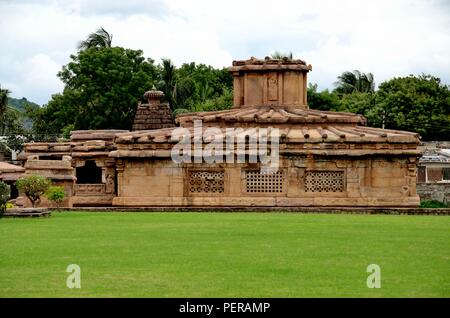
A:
<box><xmin>0</xmin><ymin>53</ymin><xmax>63</xmax><ymax>104</ymax></box>
<box><xmin>0</xmin><ymin>0</ymin><xmax>449</xmax><ymax>104</ymax></box>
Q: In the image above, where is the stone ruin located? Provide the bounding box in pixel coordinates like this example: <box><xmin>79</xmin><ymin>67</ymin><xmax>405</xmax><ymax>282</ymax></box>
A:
<box><xmin>18</xmin><ymin>57</ymin><xmax>422</xmax><ymax>208</ymax></box>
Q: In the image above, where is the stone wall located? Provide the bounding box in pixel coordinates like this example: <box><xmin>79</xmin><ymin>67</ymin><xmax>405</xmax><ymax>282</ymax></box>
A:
<box><xmin>113</xmin><ymin>155</ymin><xmax>420</xmax><ymax>207</ymax></box>
<box><xmin>417</xmin><ymin>183</ymin><xmax>450</xmax><ymax>204</ymax></box>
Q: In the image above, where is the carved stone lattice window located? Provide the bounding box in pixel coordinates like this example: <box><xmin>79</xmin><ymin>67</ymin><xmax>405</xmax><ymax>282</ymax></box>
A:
<box><xmin>305</xmin><ymin>171</ymin><xmax>345</xmax><ymax>192</ymax></box>
<box><xmin>189</xmin><ymin>171</ymin><xmax>224</xmax><ymax>194</ymax></box>
<box><xmin>245</xmin><ymin>170</ymin><xmax>284</xmax><ymax>193</ymax></box>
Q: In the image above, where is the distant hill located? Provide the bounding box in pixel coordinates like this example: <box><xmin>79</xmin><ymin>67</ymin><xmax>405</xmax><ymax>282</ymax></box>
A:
<box><xmin>6</xmin><ymin>97</ymin><xmax>40</xmax><ymax>130</ymax></box>
<box><xmin>7</xmin><ymin>97</ymin><xmax>40</xmax><ymax>112</ymax></box>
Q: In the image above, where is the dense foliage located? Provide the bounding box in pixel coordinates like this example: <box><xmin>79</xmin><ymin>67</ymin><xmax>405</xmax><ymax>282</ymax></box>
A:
<box><xmin>420</xmin><ymin>200</ymin><xmax>449</xmax><ymax>208</ymax></box>
<box><xmin>59</xmin><ymin>47</ymin><xmax>157</xmax><ymax>130</ymax></box>
<box><xmin>373</xmin><ymin>75</ymin><xmax>450</xmax><ymax>140</ymax></box>
<box><xmin>16</xmin><ymin>175</ymin><xmax>51</xmax><ymax>208</ymax></box>
<box><xmin>45</xmin><ymin>186</ymin><xmax>66</xmax><ymax>208</ymax></box>
<box><xmin>308</xmin><ymin>74</ymin><xmax>450</xmax><ymax>140</ymax></box>
<box><xmin>0</xmin><ymin>181</ymin><xmax>10</xmax><ymax>213</ymax></box>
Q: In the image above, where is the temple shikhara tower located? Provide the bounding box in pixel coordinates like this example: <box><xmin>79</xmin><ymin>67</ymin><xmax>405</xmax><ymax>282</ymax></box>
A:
<box><xmin>18</xmin><ymin>57</ymin><xmax>422</xmax><ymax>208</ymax></box>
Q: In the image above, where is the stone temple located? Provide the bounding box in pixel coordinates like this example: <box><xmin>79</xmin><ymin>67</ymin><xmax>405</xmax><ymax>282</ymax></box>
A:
<box><xmin>18</xmin><ymin>57</ymin><xmax>422</xmax><ymax>208</ymax></box>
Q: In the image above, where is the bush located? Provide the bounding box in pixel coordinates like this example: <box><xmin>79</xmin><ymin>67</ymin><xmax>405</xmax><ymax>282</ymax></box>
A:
<box><xmin>16</xmin><ymin>175</ymin><xmax>51</xmax><ymax>208</ymax></box>
<box><xmin>420</xmin><ymin>200</ymin><xmax>449</xmax><ymax>208</ymax></box>
<box><xmin>45</xmin><ymin>186</ymin><xmax>66</xmax><ymax>208</ymax></box>
<box><xmin>0</xmin><ymin>181</ymin><xmax>10</xmax><ymax>213</ymax></box>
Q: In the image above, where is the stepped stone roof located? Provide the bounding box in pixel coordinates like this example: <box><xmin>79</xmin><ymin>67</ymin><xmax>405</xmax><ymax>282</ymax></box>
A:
<box><xmin>19</xmin><ymin>130</ymin><xmax>128</xmax><ymax>160</ymax></box>
<box><xmin>176</xmin><ymin>106</ymin><xmax>366</xmax><ymax>127</ymax></box>
<box><xmin>110</xmin><ymin>124</ymin><xmax>421</xmax><ymax>158</ymax></box>
<box><xmin>132</xmin><ymin>88</ymin><xmax>175</xmax><ymax>131</ymax></box>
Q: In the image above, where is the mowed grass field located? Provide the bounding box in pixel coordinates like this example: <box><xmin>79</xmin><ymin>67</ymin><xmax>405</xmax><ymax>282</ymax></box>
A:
<box><xmin>0</xmin><ymin>212</ymin><xmax>449</xmax><ymax>298</ymax></box>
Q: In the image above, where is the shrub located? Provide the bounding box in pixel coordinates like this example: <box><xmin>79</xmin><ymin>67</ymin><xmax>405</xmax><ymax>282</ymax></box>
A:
<box><xmin>16</xmin><ymin>175</ymin><xmax>51</xmax><ymax>208</ymax></box>
<box><xmin>420</xmin><ymin>200</ymin><xmax>449</xmax><ymax>208</ymax></box>
<box><xmin>0</xmin><ymin>181</ymin><xmax>10</xmax><ymax>213</ymax></box>
<box><xmin>45</xmin><ymin>186</ymin><xmax>66</xmax><ymax>208</ymax></box>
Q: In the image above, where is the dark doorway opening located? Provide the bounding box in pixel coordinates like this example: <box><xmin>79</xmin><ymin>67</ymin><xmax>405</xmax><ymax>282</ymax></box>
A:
<box><xmin>5</xmin><ymin>181</ymin><xmax>19</xmax><ymax>199</ymax></box>
<box><xmin>10</xmin><ymin>183</ymin><xmax>19</xmax><ymax>199</ymax></box>
<box><xmin>76</xmin><ymin>160</ymin><xmax>102</xmax><ymax>184</ymax></box>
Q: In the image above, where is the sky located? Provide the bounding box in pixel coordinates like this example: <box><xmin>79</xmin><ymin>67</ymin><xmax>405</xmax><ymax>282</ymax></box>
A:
<box><xmin>0</xmin><ymin>0</ymin><xmax>449</xmax><ymax>105</ymax></box>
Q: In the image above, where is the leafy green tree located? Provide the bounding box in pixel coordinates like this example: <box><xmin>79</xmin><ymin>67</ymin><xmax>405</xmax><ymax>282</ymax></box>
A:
<box><xmin>157</xmin><ymin>61</ymin><xmax>232</xmax><ymax>112</ymax></box>
<box><xmin>45</xmin><ymin>186</ymin><xmax>66</xmax><ymax>208</ymax></box>
<box><xmin>339</xmin><ymin>92</ymin><xmax>376</xmax><ymax>119</ymax></box>
<box><xmin>307</xmin><ymin>84</ymin><xmax>341</xmax><ymax>111</ymax></box>
<box><xmin>192</xmin><ymin>87</ymin><xmax>233</xmax><ymax>112</ymax></box>
<box><xmin>32</xmin><ymin>47</ymin><xmax>157</xmax><ymax>132</ymax></box>
<box><xmin>78</xmin><ymin>27</ymin><xmax>113</xmax><ymax>50</ymax></box>
<box><xmin>334</xmin><ymin>70</ymin><xmax>375</xmax><ymax>94</ymax></box>
<box><xmin>25</xmin><ymin>92</ymin><xmax>77</xmax><ymax>141</ymax></box>
<box><xmin>59</xmin><ymin>47</ymin><xmax>157</xmax><ymax>129</ymax></box>
<box><xmin>0</xmin><ymin>181</ymin><xmax>10</xmax><ymax>213</ymax></box>
<box><xmin>16</xmin><ymin>175</ymin><xmax>51</xmax><ymax>208</ymax></box>
<box><xmin>372</xmin><ymin>75</ymin><xmax>450</xmax><ymax>139</ymax></box>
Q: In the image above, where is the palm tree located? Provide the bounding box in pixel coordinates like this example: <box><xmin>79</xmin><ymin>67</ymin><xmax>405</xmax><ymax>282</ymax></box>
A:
<box><xmin>159</xmin><ymin>58</ymin><xmax>177</xmax><ymax>109</ymax></box>
<box><xmin>0</xmin><ymin>85</ymin><xmax>11</xmax><ymax>116</ymax></box>
<box><xmin>78</xmin><ymin>27</ymin><xmax>113</xmax><ymax>50</ymax></box>
<box><xmin>334</xmin><ymin>70</ymin><xmax>375</xmax><ymax>94</ymax></box>
<box><xmin>198</xmin><ymin>81</ymin><xmax>214</xmax><ymax>103</ymax></box>
<box><xmin>270</xmin><ymin>51</ymin><xmax>293</xmax><ymax>60</ymax></box>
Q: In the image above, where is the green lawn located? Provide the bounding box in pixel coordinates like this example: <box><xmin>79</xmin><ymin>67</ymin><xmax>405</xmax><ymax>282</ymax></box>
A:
<box><xmin>0</xmin><ymin>212</ymin><xmax>449</xmax><ymax>297</ymax></box>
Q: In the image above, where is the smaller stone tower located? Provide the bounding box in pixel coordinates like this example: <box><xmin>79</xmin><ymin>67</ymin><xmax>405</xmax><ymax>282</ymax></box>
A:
<box><xmin>132</xmin><ymin>87</ymin><xmax>175</xmax><ymax>131</ymax></box>
<box><xmin>229</xmin><ymin>56</ymin><xmax>312</xmax><ymax>109</ymax></box>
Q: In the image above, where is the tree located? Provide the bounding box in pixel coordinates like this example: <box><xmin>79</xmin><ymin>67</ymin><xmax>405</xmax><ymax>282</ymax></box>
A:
<box><xmin>0</xmin><ymin>181</ymin><xmax>10</xmax><ymax>213</ymax></box>
<box><xmin>36</xmin><ymin>47</ymin><xmax>157</xmax><ymax>131</ymax></box>
<box><xmin>307</xmin><ymin>83</ymin><xmax>342</xmax><ymax>111</ymax></box>
<box><xmin>25</xmin><ymin>92</ymin><xmax>77</xmax><ymax>141</ymax></box>
<box><xmin>45</xmin><ymin>186</ymin><xmax>66</xmax><ymax>208</ymax></box>
<box><xmin>78</xmin><ymin>27</ymin><xmax>113</xmax><ymax>50</ymax></box>
<box><xmin>158</xmin><ymin>58</ymin><xmax>179</xmax><ymax>110</ymax></box>
<box><xmin>16</xmin><ymin>175</ymin><xmax>51</xmax><ymax>208</ymax></box>
<box><xmin>339</xmin><ymin>92</ymin><xmax>376</xmax><ymax>119</ymax></box>
<box><xmin>334</xmin><ymin>70</ymin><xmax>375</xmax><ymax>94</ymax></box>
<box><xmin>372</xmin><ymin>75</ymin><xmax>450</xmax><ymax>140</ymax></box>
<box><xmin>157</xmin><ymin>60</ymin><xmax>232</xmax><ymax>112</ymax></box>
<box><xmin>192</xmin><ymin>87</ymin><xmax>233</xmax><ymax>112</ymax></box>
<box><xmin>0</xmin><ymin>85</ymin><xmax>11</xmax><ymax>116</ymax></box>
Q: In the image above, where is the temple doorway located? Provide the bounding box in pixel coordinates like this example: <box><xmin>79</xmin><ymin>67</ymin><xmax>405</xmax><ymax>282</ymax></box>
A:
<box><xmin>76</xmin><ymin>160</ymin><xmax>102</xmax><ymax>184</ymax></box>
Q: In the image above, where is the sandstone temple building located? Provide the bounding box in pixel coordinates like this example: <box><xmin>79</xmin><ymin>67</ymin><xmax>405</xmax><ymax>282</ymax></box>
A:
<box><xmin>17</xmin><ymin>57</ymin><xmax>422</xmax><ymax>208</ymax></box>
